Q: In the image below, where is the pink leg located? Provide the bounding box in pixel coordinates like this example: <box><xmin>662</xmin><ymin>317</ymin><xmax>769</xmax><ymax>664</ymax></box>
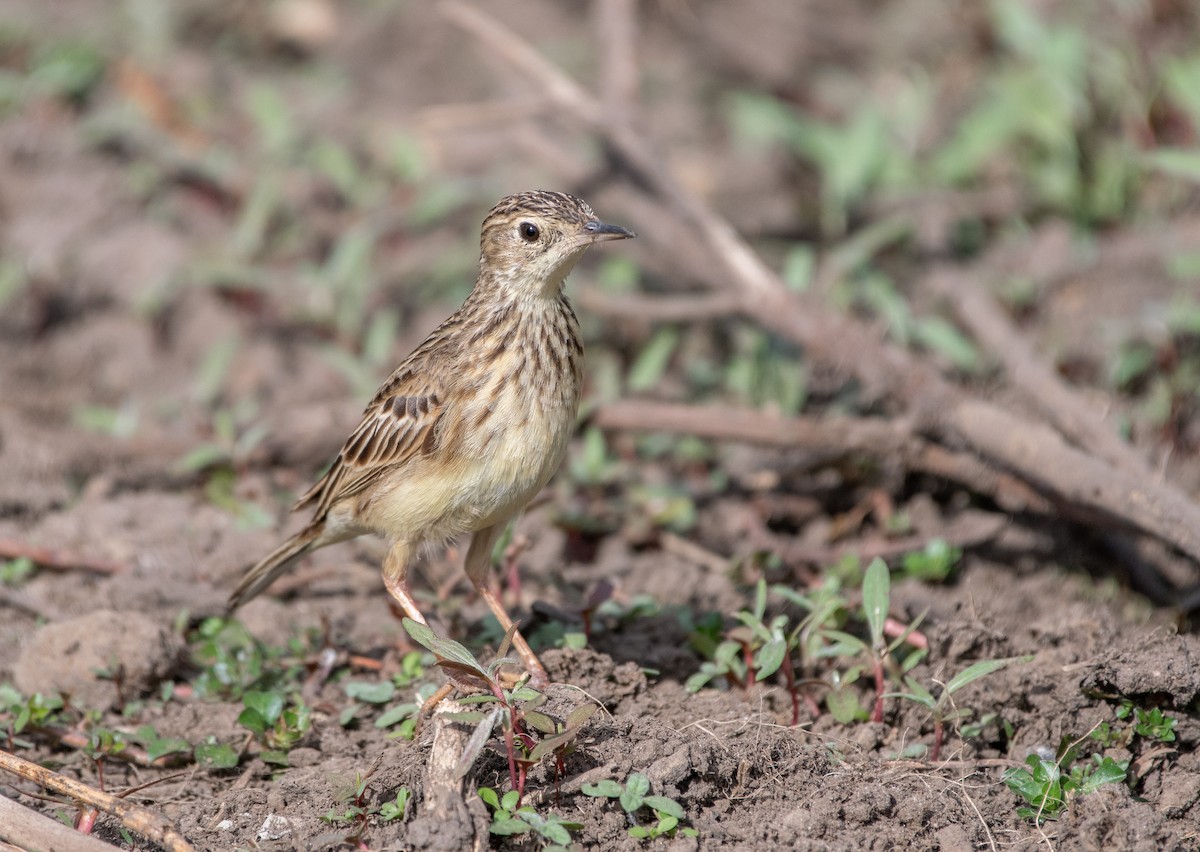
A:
<box><xmin>465</xmin><ymin>523</ymin><xmax>549</xmax><ymax>687</ymax></box>
<box><xmin>382</xmin><ymin>540</ymin><xmax>427</xmax><ymax>625</ymax></box>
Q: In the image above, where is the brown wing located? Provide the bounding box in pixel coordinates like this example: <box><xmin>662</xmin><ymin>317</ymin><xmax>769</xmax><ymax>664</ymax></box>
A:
<box><xmin>293</xmin><ymin>380</ymin><xmax>445</xmax><ymax>519</ymax></box>
<box><xmin>291</xmin><ymin>290</ymin><xmax>480</xmax><ymax>520</ymax></box>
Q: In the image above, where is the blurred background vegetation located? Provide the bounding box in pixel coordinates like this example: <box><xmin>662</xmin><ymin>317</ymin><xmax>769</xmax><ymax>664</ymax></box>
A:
<box><xmin>1</xmin><ymin>0</ymin><xmax>1199</xmax><ymax>517</ymax></box>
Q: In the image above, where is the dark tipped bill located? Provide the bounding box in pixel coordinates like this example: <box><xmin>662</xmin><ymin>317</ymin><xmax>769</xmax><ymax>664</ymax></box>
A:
<box><xmin>582</xmin><ymin>219</ymin><xmax>637</xmax><ymax>242</ymax></box>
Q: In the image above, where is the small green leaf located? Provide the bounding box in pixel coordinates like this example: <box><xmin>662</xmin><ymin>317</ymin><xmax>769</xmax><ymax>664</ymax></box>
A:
<box><xmin>375</xmin><ymin>703</ymin><xmax>419</xmax><ymax>729</ymax></box>
<box><xmin>236</xmin><ymin>708</ymin><xmax>267</xmax><ymax>735</ymax></box>
<box><xmin>343</xmin><ymin>681</ymin><xmax>395</xmax><ymax>704</ymax></box>
<box><xmin>912</xmin><ymin>317</ymin><xmax>981</xmax><ymax>373</ymax></box>
<box><xmin>479</xmin><ymin>787</ymin><xmax>500</xmax><ymax>809</ymax></box>
<box><xmin>194</xmin><ymin>741</ymin><xmax>239</xmax><ymax>769</ymax></box>
<box><xmin>628</xmin><ymin>327</ymin><xmax>680</xmax><ymax>392</ymax></box>
<box><xmin>826</xmin><ymin>686</ymin><xmax>865</xmax><ymax>724</ymax></box>
<box><xmin>260</xmin><ymin>749</ymin><xmax>289</xmax><ymax>766</ymax></box>
<box><xmin>566</xmin><ymin>703</ymin><xmax>598</xmax><ymax>731</ymax></box>
<box><xmin>944</xmin><ymin>655</ymin><xmax>1033</xmax><ymax>695</ymax></box>
<box><xmin>525</xmin><ymin>710</ymin><xmax>556</xmax><ymax>739</ymax></box>
<box><xmin>756</xmin><ymin>637</ymin><xmax>787</xmax><ymax>681</ymax></box>
<box><xmin>402</xmin><ymin>619</ymin><xmax>484</xmax><ymax>674</ymax></box>
<box><xmin>1079</xmin><ymin>756</ymin><xmax>1127</xmax><ymax>793</ymax></box>
<box><xmin>242</xmin><ymin>691</ymin><xmax>285</xmax><ymax>726</ymax></box>
<box><xmin>620</xmin><ymin>773</ymin><xmax>650</xmax><ymax>813</ymax></box>
<box><xmin>643</xmin><ymin>796</ymin><xmax>685</xmax><ymax>819</ymax></box>
<box><xmin>489</xmin><ymin>816</ymin><xmax>531</xmax><ymax>835</ymax></box>
<box><xmin>861</xmin><ymin>558</ymin><xmax>890</xmax><ymax>646</ymax></box>
<box><xmin>582</xmin><ymin>780</ymin><xmax>623</xmax><ymax>798</ymax></box>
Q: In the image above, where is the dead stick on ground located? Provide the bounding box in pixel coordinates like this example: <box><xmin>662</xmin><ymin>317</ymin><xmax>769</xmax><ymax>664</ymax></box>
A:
<box><xmin>925</xmin><ymin>261</ymin><xmax>1143</xmax><ymax>474</ymax></box>
<box><xmin>0</xmin><ymin>539</ymin><xmax>125</xmax><ymax>575</ymax></box>
<box><xmin>593</xmin><ymin>400</ymin><xmax>1051</xmax><ymax>514</ymax></box>
<box><xmin>0</xmin><ymin>793</ymin><xmax>116</xmax><ymax>852</ymax></box>
<box><xmin>439</xmin><ymin>0</ymin><xmax>1200</xmax><ymax>579</ymax></box>
<box><xmin>0</xmin><ymin>749</ymin><xmax>194</xmax><ymax>852</ymax></box>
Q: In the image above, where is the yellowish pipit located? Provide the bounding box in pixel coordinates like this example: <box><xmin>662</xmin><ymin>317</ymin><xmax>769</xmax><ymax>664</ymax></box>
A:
<box><xmin>229</xmin><ymin>190</ymin><xmax>635</xmax><ymax>684</ymax></box>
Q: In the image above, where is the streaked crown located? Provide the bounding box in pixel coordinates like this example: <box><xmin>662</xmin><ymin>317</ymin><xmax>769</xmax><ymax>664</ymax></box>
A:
<box><xmin>475</xmin><ymin>190</ymin><xmax>634</xmax><ymax>298</ymax></box>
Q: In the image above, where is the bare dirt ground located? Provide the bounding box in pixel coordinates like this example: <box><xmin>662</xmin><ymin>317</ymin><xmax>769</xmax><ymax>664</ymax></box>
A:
<box><xmin>2</xmin><ymin>1</ymin><xmax>1199</xmax><ymax>850</ymax></box>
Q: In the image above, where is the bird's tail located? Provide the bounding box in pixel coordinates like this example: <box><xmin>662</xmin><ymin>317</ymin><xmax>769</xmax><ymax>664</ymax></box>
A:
<box><xmin>228</xmin><ymin>523</ymin><xmax>325</xmax><ymax>611</ymax></box>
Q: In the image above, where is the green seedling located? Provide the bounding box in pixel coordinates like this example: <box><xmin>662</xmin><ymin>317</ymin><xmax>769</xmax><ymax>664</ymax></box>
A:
<box><xmin>339</xmin><ymin>662</ymin><xmax>440</xmax><ymax>742</ymax></box>
<box><xmin>581</xmin><ymin>772</ymin><xmax>697</xmax><ymax>840</ymax></box>
<box><xmin>403</xmin><ymin>619</ymin><xmax>597</xmax><ymax>803</ymax></box>
<box><xmin>80</xmin><ymin>723</ymin><xmax>128</xmax><ymax>790</ymax></box>
<box><xmin>479</xmin><ymin>787</ymin><xmax>580</xmax><ymax>848</ymax></box>
<box><xmin>237</xmin><ymin>690</ymin><xmax>311</xmax><ymax>766</ymax></box>
<box><xmin>188</xmin><ymin>616</ymin><xmax>308</xmax><ymax>700</ymax></box>
<box><xmin>1125</xmin><ymin>705</ymin><xmax>1178</xmax><ymax>743</ymax></box>
<box><xmin>379</xmin><ymin>788</ymin><xmax>411</xmax><ymax>823</ymax></box>
<box><xmin>1005</xmin><ymin>751</ymin><xmax>1127</xmax><ymax>824</ymax></box>
<box><xmin>321</xmin><ymin>761</ymin><xmax>405</xmax><ymax>847</ymax></box>
<box><xmin>888</xmin><ymin>655</ymin><xmax>1033</xmax><ymax>760</ymax></box>
<box><xmin>686</xmin><ymin>578</ymin><xmax>801</xmax><ymax>723</ymax></box>
<box><xmin>1</xmin><ymin>687</ymin><xmax>66</xmax><ymax>747</ymax></box>
<box><xmin>0</xmin><ymin>557</ymin><xmax>35</xmax><ymax>587</ymax></box>
<box><xmin>1094</xmin><ymin>700</ymin><xmax>1180</xmax><ymax>748</ymax></box>
<box><xmin>809</xmin><ymin>558</ymin><xmax>924</xmax><ymax>724</ymax></box>
<box><xmin>193</xmin><ymin>736</ymin><xmax>239</xmax><ymax>770</ymax></box>
<box><xmin>900</xmin><ymin>538</ymin><xmax>962</xmax><ymax>582</ymax></box>
<box><xmin>130</xmin><ymin>724</ymin><xmax>191</xmax><ymax>764</ymax></box>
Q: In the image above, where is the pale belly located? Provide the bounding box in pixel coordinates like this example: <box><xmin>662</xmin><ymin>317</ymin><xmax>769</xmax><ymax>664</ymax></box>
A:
<box><xmin>354</xmin><ymin>385</ymin><xmax>577</xmax><ymax>543</ymax></box>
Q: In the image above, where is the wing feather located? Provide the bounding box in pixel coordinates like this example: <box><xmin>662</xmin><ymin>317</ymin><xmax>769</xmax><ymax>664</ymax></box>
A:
<box><xmin>293</xmin><ymin>381</ymin><xmax>445</xmax><ymax>518</ymax></box>
<box><xmin>292</xmin><ymin>295</ymin><xmax>473</xmax><ymax>520</ymax></box>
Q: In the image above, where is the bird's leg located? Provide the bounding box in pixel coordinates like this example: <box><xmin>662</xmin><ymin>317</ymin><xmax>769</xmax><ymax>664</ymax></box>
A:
<box><xmin>383</xmin><ymin>540</ymin><xmax>474</xmax><ymax>716</ymax></box>
<box><xmin>381</xmin><ymin>540</ymin><xmax>428</xmax><ymax>625</ymax></box>
<box><xmin>465</xmin><ymin>523</ymin><xmax>549</xmax><ymax>688</ymax></box>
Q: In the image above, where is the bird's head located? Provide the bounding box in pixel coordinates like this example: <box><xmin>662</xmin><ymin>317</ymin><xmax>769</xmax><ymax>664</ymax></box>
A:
<box><xmin>478</xmin><ymin>190</ymin><xmax>635</xmax><ymax>298</ymax></box>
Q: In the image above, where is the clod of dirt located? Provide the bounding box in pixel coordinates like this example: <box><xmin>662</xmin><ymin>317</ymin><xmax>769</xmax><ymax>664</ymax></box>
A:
<box><xmin>1081</xmin><ymin>633</ymin><xmax>1200</xmax><ymax>705</ymax></box>
<box><xmin>13</xmin><ymin>609</ymin><xmax>183</xmax><ymax>709</ymax></box>
<box><xmin>542</xmin><ymin>647</ymin><xmax>647</xmax><ymax>708</ymax></box>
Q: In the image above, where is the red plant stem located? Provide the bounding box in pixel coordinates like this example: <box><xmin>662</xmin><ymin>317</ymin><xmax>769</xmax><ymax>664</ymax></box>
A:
<box><xmin>76</xmin><ymin>806</ymin><xmax>99</xmax><ymax>834</ymax></box>
<box><xmin>782</xmin><ymin>651</ymin><xmax>800</xmax><ymax>727</ymax></box>
<box><xmin>741</xmin><ymin>641</ymin><xmax>754</xmax><ymax>694</ymax></box>
<box><xmin>871</xmin><ymin>656</ymin><xmax>886</xmax><ymax>723</ymax></box>
<box><xmin>931</xmin><ymin>719</ymin><xmax>944</xmax><ymax>762</ymax></box>
<box><xmin>503</xmin><ymin>725</ymin><xmax>519</xmax><ymax>794</ymax></box>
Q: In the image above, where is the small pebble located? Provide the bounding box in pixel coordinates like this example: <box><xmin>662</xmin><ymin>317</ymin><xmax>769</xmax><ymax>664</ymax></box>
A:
<box><xmin>257</xmin><ymin>814</ymin><xmax>294</xmax><ymax>842</ymax></box>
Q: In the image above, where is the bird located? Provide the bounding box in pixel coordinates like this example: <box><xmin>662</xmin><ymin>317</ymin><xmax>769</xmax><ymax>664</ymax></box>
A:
<box><xmin>228</xmin><ymin>190</ymin><xmax>635</xmax><ymax>685</ymax></box>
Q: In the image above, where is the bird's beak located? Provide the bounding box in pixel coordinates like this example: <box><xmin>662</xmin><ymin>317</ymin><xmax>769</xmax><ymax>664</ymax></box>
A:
<box><xmin>581</xmin><ymin>219</ymin><xmax>637</xmax><ymax>243</ymax></box>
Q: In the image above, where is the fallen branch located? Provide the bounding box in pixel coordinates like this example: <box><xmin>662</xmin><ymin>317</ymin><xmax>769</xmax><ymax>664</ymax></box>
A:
<box><xmin>593</xmin><ymin>399</ymin><xmax>1051</xmax><ymax>514</ymax></box>
<box><xmin>0</xmin><ymin>749</ymin><xmax>194</xmax><ymax>852</ymax></box>
<box><xmin>0</xmin><ymin>793</ymin><xmax>116</xmax><ymax>852</ymax></box>
<box><xmin>0</xmin><ymin>539</ymin><xmax>125</xmax><ymax>575</ymax></box>
<box><xmin>924</xmin><ymin>258</ymin><xmax>1142</xmax><ymax>474</ymax></box>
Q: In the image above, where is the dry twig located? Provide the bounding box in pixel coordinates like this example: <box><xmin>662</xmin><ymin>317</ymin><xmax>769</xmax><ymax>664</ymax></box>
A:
<box><xmin>0</xmin><ymin>539</ymin><xmax>125</xmax><ymax>575</ymax></box>
<box><xmin>0</xmin><ymin>749</ymin><xmax>194</xmax><ymax>852</ymax></box>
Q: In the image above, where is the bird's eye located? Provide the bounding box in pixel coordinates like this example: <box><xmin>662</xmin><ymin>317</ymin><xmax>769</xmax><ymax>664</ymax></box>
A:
<box><xmin>518</xmin><ymin>221</ymin><xmax>540</xmax><ymax>242</ymax></box>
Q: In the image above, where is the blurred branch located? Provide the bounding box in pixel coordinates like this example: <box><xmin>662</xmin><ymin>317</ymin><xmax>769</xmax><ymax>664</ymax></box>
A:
<box><xmin>439</xmin><ymin>0</ymin><xmax>1200</xmax><ymax>586</ymax></box>
<box><xmin>594</xmin><ymin>0</ymin><xmax>640</xmax><ymax>128</ymax></box>
<box><xmin>575</xmin><ymin>288</ymin><xmax>739</xmax><ymax>323</ymax></box>
<box><xmin>0</xmin><ymin>539</ymin><xmax>125</xmax><ymax>575</ymax></box>
<box><xmin>592</xmin><ymin>399</ymin><xmax>1050</xmax><ymax>514</ymax></box>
